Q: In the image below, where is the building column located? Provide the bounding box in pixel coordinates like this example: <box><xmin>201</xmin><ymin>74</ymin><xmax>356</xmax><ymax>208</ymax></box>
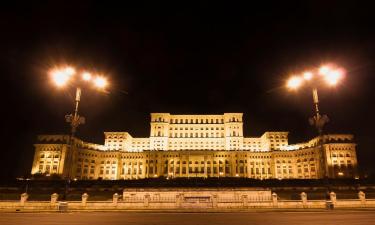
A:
<box><xmin>203</xmin><ymin>155</ymin><xmax>207</xmax><ymax>178</ymax></box>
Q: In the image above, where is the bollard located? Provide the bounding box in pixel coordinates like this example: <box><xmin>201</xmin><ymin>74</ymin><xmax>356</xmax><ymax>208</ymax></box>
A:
<box><xmin>175</xmin><ymin>194</ymin><xmax>182</xmax><ymax>208</ymax></box>
<box><xmin>20</xmin><ymin>193</ymin><xmax>29</xmax><ymax>205</ymax></box>
<box><xmin>242</xmin><ymin>195</ymin><xmax>248</xmax><ymax>207</ymax></box>
<box><xmin>300</xmin><ymin>192</ymin><xmax>307</xmax><ymax>208</ymax></box>
<box><xmin>82</xmin><ymin>193</ymin><xmax>89</xmax><ymax>206</ymax></box>
<box><xmin>212</xmin><ymin>194</ymin><xmax>218</xmax><ymax>208</ymax></box>
<box><xmin>358</xmin><ymin>191</ymin><xmax>366</xmax><ymax>206</ymax></box>
<box><xmin>329</xmin><ymin>191</ymin><xmax>337</xmax><ymax>205</ymax></box>
<box><xmin>144</xmin><ymin>194</ymin><xmax>150</xmax><ymax>207</ymax></box>
<box><xmin>51</xmin><ymin>193</ymin><xmax>59</xmax><ymax>204</ymax></box>
<box><xmin>272</xmin><ymin>192</ymin><xmax>278</xmax><ymax>208</ymax></box>
<box><xmin>113</xmin><ymin>193</ymin><xmax>119</xmax><ymax>205</ymax></box>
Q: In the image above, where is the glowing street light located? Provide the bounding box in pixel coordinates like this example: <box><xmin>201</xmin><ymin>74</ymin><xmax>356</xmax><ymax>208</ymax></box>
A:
<box><xmin>82</xmin><ymin>72</ymin><xmax>92</xmax><ymax>81</ymax></box>
<box><xmin>93</xmin><ymin>76</ymin><xmax>108</xmax><ymax>89</ymax></box>
<box><xmin>285</xmin><ymin>64</ymin><xmax>345</xmax><ymax>179</ymax></box>
<box><xmin>49</xmin><ymin>65</ymin><xmax>109</xmax><ymax>195</ymax></box>
<box><xmin>286</xmin><ymin>76</ymin><xmax>303</xmax><ymax>90</ymax></box>
<box><xmin>50</xmin><ymin>66</ymin><xmax>75</xmax><ymax>87</ymax></box>
<box><xmin>318</xmin><ymin>66</ymin><xmax>331</xmax><ymax>76</ymax></box>
<box><xmin>324</xmin><ymin>69</ymin><xmax>344</xmax><ymax>86</ymax></box>
<box><xmin>286</xmin><ymin>64</ymin><xmax>345</xmax><ymax>134</ymax></box>
<box><xmin>50</xmin><ymin>66</ymin><xmax>109</xmax><ymax>136</ymax></box>
<box><xmin>303</xmin><ymin>71</ymin><xmax>313</xmax><ymax>81</ymax></box>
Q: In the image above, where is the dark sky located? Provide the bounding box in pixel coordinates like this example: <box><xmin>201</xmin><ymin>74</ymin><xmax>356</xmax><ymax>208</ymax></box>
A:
<box><xmin>1</xmin><ymin>2</ymin><xmax>375</xmax><ymax>180</ymax></box>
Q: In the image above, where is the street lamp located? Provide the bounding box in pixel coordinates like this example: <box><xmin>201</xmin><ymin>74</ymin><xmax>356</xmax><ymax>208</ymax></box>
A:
<box><xmin>286</xmin><ymin>64</ymin><xmax>345</xmax><ymax>134</ymax></box>
<box><xmin>17</xmin><ymin>178</ymin><xmax>31</xmax><ymax>193</ymax></box>
<box><xmin>286</xmin><ymin>64</ymin><xmax>345</xmax><ymax>179</ymax></box>
<box><xmin>49</xmin><ymin>65</ymin><xmax>109</xmax><ymax>198</ymax></box>
<box><xmin>50</xmin><ymin>66</ymin><xmax>108</xmax><ymax>138</ymax></box>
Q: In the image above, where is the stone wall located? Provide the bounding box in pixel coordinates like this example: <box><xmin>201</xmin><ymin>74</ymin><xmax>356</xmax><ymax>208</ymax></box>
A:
<box><xmin>1</xmin><ymin>189</ymin><xmax>374</xmax><ymax>212</ymax></box>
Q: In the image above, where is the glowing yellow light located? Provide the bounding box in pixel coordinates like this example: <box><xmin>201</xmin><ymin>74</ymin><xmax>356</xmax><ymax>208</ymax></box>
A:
<box><xmin>286</xmin><ymin>76</ymin><xmax>303</xmax><ymax>90</ymax></box>
<box><xmin>338</xmin><ymin>172</ymin><xmax>344</xmax><ymax>176</ymax></box>
<box><xmin>64</xmin><ymin>67</ymin><xmax>75</xmax><ymax>76</ymax></box>
<box><xmin>94</xmin><ymin>76</ymin><xmax>108</xmax><ymax>89</ymax></box>
<box><xmin>51</xmin><ymin>71</ymin><xmax>69</xmax><ymax>87</ymax></box>
<box><xmin>324</xmin><ymin>69</ymin><xmax>344</xmax><ymax>86</ymax></box>
<box><xmin>82</xmin><ymin>72</ymin><xmax>92</xmax><ymax>81</ymax></box>
<box><xmin>319</xmin><ymin>65</ymin><xmax>331</xmax><ymax>76</ymax></box>
<box><xmin>303</xmin><ymin>72</ymin><xmax>313</xmax><ymax>80</ymax></box>
<box><xmin>50</xmin><ymin>66</ymin><xmax>75</xmax><ymax>87</ymax></box>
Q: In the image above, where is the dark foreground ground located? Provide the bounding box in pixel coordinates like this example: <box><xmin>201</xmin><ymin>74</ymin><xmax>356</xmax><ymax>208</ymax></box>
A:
<box><xmin>0</xmin><ymin>211</ymin><xmax>374</xmax><ymax>225</ymax></box>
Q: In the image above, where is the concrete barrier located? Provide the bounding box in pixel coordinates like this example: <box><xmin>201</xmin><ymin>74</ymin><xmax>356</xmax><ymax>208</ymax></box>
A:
<box><xmin>82</xmin><ymin>193</ymin><xmax>89</xmax><ymax>206</ymax></box>
<box><xmin>51</xmin><ymin>193</ymin><xmax>59</xmax><ymax>205</ymax></box>
<box><xmin>0</xmin><ymin>189</ymin><xmax>374</xmax><ymax>212</ymax></box>
<box><xmin>20</xmin><ymin>193</ymin><xmax>28</xmax><ymax>205</ymax></box>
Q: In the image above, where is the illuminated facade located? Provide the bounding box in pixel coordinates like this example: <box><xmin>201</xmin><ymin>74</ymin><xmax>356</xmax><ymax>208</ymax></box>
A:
<box><xmin>31</xmin><ymin>113</ymin><xmax>358</xmax><ymax>180</ymax></box>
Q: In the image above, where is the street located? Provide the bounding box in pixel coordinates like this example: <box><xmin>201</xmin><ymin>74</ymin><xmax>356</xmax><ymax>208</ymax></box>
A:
<box><xmin>0</xmin><ymin>211</ymin><xmax>374</xmax><ymax>225</ymax></box>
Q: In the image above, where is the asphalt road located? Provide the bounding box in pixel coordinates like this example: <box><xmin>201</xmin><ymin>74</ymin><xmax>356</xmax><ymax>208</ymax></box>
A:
<box><xmin>0</xmin><ymin>211</ymin><xmax>374</xmax><ymax>225</ymax></box>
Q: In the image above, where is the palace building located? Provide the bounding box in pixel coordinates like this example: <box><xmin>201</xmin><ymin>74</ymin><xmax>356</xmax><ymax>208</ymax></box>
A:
<box><xmin>31</xmin><ymin>113</ymin><xmax>358</xmax><ymax>180</ymax></box>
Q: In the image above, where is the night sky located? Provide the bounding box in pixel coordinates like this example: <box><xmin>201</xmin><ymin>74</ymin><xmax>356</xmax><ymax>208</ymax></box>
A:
<box><xmin>1</xmin><ymin>2</ymin><xmax>375</xmax><ymax>180</ymax></box>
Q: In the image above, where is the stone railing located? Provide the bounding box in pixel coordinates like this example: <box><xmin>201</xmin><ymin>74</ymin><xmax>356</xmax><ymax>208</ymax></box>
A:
<box><xmin>0</xmin><ymin>190</ymin><xmax>374</xmax><ymax>212</ymax></box>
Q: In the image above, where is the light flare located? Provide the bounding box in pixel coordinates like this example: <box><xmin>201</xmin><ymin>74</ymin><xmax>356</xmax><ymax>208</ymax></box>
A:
<box><xmin>82</xmin><ymin>72</ymin><xmax>92</xmax><ymax>81</ymax></box>
<box><xmin>303</xmin><ymin>71</ymin><xmax>313</xmax><ymax>80</ymax></box>
<box><xmin>319</xmin><ymin>65</ymin><xmax>331</xmax><ymax>76</ymax></box>
<box><xmin>286</xmin><ymin>76</ymin><xmax>303</xmax><ymax>90</ymax></box>
<box><xmin>324</xmin><ymin>69</ymin><xmax>344</xmax><ymax>86</ymax></box>
<box><xmin>50</xmin><ymin>66</ymin><xmax>75</xmax><ymax>87</ymax></box>
<box><xmin>94</xmin><ymin>76</ymin><xmax>108</xmax><ymax>89</ymax></box>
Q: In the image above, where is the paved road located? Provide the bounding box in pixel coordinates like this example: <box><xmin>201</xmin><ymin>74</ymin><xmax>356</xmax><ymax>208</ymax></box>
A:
<box><xmin>0</xmin><ymin>211</ymin><xmax>374</xmax><ymax>225</ymax></box>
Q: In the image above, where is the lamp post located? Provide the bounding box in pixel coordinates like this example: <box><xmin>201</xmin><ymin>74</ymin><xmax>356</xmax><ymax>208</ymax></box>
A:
<box><xmin>49</xmin><ymin>66</ymin><xmax>108</xmax><ymax>199</ymax></box>
<box><xmin>286</xmin><ymin>65</ymin><xmax>344</xmax><ymax>134</ymax></box>
<box><xmin>17</xmin><ymin>178</ymin><xmax>31</xmax><ymax>194</ymax></box>
<box><xmin>286</xmin><ymin>64</ymin><xmax>345</xmax><ymax>179</ymax></box>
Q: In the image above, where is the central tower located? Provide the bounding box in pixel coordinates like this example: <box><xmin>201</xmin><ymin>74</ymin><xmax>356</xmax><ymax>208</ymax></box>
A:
<box><xmin>149</xmin><ymin>113</ymin><xmax>244</xmax><ymax>151</ymax></box>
